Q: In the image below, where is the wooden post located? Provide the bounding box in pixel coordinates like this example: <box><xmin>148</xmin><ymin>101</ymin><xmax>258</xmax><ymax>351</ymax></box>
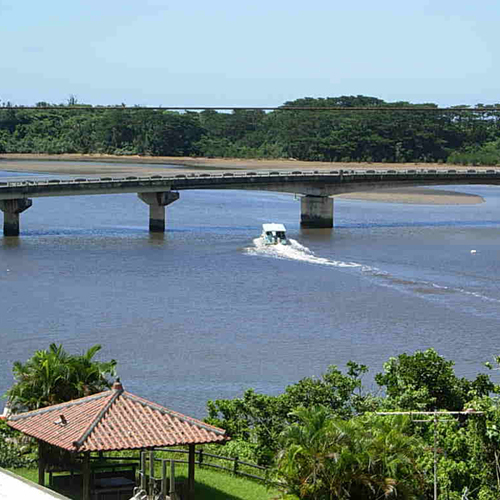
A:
<box><xmin>37</xmin><ymin>441</ymin><xmax>45</xmax><ymax>486</ymax></box>
<box><xmin>170</xmin><ymin>460</ymin><xmax>176</xmax><ymax>498</ymax></box>
<box><xmin>149</xmin><ymin>450</ymin><xmax>155</xmax><ymax>496</ymax></box>
<box><xmin>161</xmin><ymin>459</ymin><xmax>168</xmax><ymax>497</ymax></box>
<box><xmin>82</xmin><ymin>452</ymin><xmax>91</xmax><ymax>500</ymax></box>
<box><xmin>188</xmin><ymin>444</ymin><xmax>196</xmax><ymax>500</ymax></box>
<box><xmin>234</xmin><ymin>455</ymin><xmax>239</xmax><ymax>475</ymax></box>
<box><xmin>140</xmin><ymin>451</ymin><xmax>147</xmax><ymax>490</ymax></box>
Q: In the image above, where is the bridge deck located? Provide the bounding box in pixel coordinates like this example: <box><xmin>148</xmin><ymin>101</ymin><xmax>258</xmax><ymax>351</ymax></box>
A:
<box><xmin>0</xmin><ymin>168</ymin><xmax>499</xmax><ymax>200</ymax></box>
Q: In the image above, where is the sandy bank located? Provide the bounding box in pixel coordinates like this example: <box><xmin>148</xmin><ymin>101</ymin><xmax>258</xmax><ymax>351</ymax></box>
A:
<box><xmin>0</xmin><ymin>153</ymin><xmax>493</xmax><ymax>171</ymax></box>
<box><xmin>338</xmin><ymin>188</ymin><xmax>482</xmax><ymax>205</ymax></box>
<box><xmin>0</xmin><ymin>153</ymin><xmax>486</xmax><ymax>205</ymax></box>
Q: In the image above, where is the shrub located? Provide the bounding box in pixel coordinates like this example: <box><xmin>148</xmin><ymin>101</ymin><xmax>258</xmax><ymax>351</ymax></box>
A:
<box><xmin>0</xmin><ymin>421</ymin><xmax>34</xmax><ymax>469</ymax></box>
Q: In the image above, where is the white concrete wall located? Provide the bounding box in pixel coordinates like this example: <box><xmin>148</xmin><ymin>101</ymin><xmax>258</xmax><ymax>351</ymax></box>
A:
<box><xmin>0</xmin><ymin>468</ymin><xmax>69</xmax><ymax>500</ymax></box>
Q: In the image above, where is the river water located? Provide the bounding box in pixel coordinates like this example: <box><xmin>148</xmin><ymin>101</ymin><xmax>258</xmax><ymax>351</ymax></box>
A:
<box><xmin>1</xmin><ymin>167</ymin><xmax>499</xmax><ymax>418</ymax></box>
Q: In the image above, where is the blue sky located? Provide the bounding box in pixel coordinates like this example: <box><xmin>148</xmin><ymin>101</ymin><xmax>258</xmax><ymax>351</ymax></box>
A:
<box><xmin>1</xmin><ymin>0</ymin><xmax>498</xmax><ymax>107</ymax></box>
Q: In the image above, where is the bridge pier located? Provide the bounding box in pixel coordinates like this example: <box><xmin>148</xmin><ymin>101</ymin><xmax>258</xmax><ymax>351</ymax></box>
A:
<box><xmin>0</xmin><ymin>198</ymin><xmax>33</xmax><ymax>236</ymax></box>
<box><xmin>300</xmin><ymin>195</ymin><xmax>333</xmax><ymax>228</ymax></box>
<box><xmin>138</xmin><ymin>192</ymin><xmax>179</xmax><ymax>232</ymax></box>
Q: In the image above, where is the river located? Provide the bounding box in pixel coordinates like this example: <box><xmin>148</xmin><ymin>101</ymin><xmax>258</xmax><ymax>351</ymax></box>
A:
<box><xmin>1</xmin><ymin>166</ymin><xmax>499</xmax><ymax>418</ymax></box>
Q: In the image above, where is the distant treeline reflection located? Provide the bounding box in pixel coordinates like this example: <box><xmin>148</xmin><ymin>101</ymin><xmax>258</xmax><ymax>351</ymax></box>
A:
<box><xmin>2</xmin><ymin>95</ymin><xmax>500</xmax><ymax>165</ymax></box>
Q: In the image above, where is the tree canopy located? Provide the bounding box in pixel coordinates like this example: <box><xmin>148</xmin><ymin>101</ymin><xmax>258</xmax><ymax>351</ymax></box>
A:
<box><xmin>276</xmin><ymin>408</ymin><xmax>425</xmax><ymax>499</ymax></box>
<box><xmin>2</xmin><ymin>96</ymin><xmax>500</xmax><ymax>164</ymax></box>
<box><xmin>375</xmin><ymin>348</ymin><xmax>497</xmax><ymax>411</ymax></box>
<box><xmin>206</xmin><ymin>349</ymin><xmax>500</xmax><ymax>498</ymax></box>
<box><xmin>5</xmin><ymin>343</ymin><xmax>117</xmax><ymax>412</ymax></box>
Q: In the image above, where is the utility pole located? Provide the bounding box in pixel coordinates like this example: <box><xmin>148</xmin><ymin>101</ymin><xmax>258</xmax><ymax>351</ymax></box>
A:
<box><xmin>377</xmin><ymin>409</ymin><xmax>482</xmax><ymax>500</ymax></box>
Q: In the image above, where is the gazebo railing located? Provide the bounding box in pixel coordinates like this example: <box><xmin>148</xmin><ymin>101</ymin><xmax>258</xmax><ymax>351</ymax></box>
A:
<box><xmin>93</xmin><ymin>448</ymin><xmax>270</xmax><ymax>483</ymax></box>
<box><xmin>138</xmin><ymin>451</ymin><xmax>180</xmax><ymax>500</ymax></box>
<box><xmin>155</xmin><ymin>448</ymin><xmax>269</xmax><ymax>482</ymax></box>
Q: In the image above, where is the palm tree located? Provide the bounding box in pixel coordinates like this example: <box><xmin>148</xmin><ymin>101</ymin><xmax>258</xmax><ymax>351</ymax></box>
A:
<box><xmin>68</xmin><ymin>344</ymin><xmax>117</xmax><ymax>397</ymax></box>
<box><xmin>6</xmin><ymin>343</ymin><xmax>116</xmax><ymax>412</ymax></box>
<box><xmin>276</xmin><ymin>406</ymin><xmax>425</xmax><ymax>499</ymax></box>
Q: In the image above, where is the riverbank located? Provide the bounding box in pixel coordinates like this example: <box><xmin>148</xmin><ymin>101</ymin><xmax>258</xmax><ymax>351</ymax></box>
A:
<box><xmin>0</xmin><ymin>153</ymin><xmax>486</xmax><ymax>205</ymax></box>
<box><xmin>0</xmin><ymin>153</ymin><xmax>491</xmax><ymax>171</ymax></box>
<box><xmin>340</xmin><ymin>188</ymin><xmax>482</xmax><ymax>205</ymax></box>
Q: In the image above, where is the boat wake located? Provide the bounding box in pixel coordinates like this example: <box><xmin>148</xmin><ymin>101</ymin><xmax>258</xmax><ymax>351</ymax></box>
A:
<box><xmin>245</xmin><ymin>237</ymin><xmax>500</xmax><ymax>305</ymax></box>
<box><xmin>246</xmin><ymin>238</ymin><xmax>368</xmax><ymax>269</ymax></box>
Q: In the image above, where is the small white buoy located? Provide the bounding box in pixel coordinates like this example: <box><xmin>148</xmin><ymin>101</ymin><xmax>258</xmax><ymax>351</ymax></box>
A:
<box><xmin>470</xmin><ymin>250</ymin><xmax>477</xmax><ymax>254</ymax></box>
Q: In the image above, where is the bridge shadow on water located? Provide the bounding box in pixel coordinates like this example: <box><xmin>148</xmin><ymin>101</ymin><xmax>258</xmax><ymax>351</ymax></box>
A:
<box><xmin>0</xmin><ymin>236</ymin><xmax>21</xmax><ymax>248</ymax></box>
<box><xmin>0</xmin><ymin>225</ymin><xmax>264</xmax><ymax>242</ymax></box>
<box><xmin>1</xmin><ymin>220</ymin><xmax>499</xmax><ymax>241</ymax></box>
<box><xmin>1</xmin><ymin>227</ymin><xmax>149</xmax><ymax>237</ymax></box>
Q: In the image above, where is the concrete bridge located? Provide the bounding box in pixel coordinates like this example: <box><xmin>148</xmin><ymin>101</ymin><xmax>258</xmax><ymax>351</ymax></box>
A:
<box><xmin>0</xmin><ymin>168</ymin><xmax>499</xmax><ymax>236</ymax></box>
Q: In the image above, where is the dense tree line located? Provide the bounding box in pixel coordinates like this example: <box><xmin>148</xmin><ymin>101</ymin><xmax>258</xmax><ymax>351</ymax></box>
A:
<box><xmin>2</xmin><ymin>97</ymin><xmax>500</xmax><ymax>165</ymax></box>
<box><xmin>207</xmin><ymin>349</ymin><xmax>500</xmax><ymax>499</ymax></box>
<box><xmin>3</xmin><ymin>344</ymin><xmax>500</xmax><ymax>498</ymax></box>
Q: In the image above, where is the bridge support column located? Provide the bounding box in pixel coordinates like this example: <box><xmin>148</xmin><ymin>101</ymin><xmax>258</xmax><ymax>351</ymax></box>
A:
<box><xmin>0</xmin><ymin>198</ymin><xmax>32</xmax><ymax>236</ymax></box>
<box><xmin>300</xmin><ymin>195</ymin><xmax>333</xmax><ymax>228</ymax></box>
<box><xmin>138</xmin><ymin>191</ymin><xmax>179</xmax><ymax>232</ymax></box>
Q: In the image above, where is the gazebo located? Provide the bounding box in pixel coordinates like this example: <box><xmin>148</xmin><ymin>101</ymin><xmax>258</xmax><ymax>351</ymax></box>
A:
<box><xmin>7</xmin><ymin>380</ymin><xmax>228</xmax><ymax>499</ymax></box>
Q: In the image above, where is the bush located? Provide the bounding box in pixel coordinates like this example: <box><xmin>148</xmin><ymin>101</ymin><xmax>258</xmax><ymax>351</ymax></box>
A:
<box><xmin>0</xmin><ymin>421</ymin><xmax>34</xmax><ymax>469</ymax></box>
<box><xmin>448</xmin><ymin>140</ymin><xmax>500</xmax><ymax>166</ymax></box>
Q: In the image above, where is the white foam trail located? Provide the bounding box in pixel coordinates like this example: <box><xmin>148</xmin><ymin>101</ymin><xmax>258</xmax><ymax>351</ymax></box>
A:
<box><xmin>246</xmin><ymin>238</ymin><xmax>366</xmax><ymax>269</ymax></box>
<box><xmin>417</xmin><ymin>281</ymin><xmax>500</xmax><ymax>303</ymax></box>
<box><xmin>245</xmin><ymin>237</ymin><xmax>500</xmax><ymax>305</ymax></box>
<box><xmin>453</xmin><ymin>288</ymin><xmax>500</xmax><ymax>303</ymax></box>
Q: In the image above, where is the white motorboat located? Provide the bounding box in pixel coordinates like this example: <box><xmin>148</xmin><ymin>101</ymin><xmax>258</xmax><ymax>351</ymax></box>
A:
<box><xmin>261</xmin><ymin>223</ymin><xmax>289</xmax><ymax>245</ymax></box>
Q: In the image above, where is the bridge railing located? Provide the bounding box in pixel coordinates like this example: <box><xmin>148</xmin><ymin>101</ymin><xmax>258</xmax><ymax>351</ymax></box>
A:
<box><xmin>1</xmin><ymin>168</ymin><xmax>500</xmax><ymax>190</ymax></box>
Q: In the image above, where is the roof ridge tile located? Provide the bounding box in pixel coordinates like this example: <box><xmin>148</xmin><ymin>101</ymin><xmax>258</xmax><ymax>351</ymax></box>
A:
<box><xmin>73</xmin><ymin>387</ymin><xmax>123</xmax><ymax>450</ymax></box>
<box><xmin>8</xmin><ymin>387</ymin><xmax>228</xmax><ymax>452</ymax></box>
<box><xmin>8</xmin><ymin>390</ymin><xmax>113</xmax><ymax>421</ymax></box>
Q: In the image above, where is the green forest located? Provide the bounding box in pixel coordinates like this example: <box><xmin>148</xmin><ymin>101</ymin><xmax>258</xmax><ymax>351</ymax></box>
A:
<box><xmin>4</xmin><ymin>345</ymin><xmax>500</xmax><ymax>499</ymax></box>
<box><xmin>2</xmin><ymin>96</ymin><xmax>500</xmax><ymax>165</ymax></box>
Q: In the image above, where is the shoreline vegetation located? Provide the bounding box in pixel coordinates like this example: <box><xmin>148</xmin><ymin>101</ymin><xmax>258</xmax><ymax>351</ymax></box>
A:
<box><xmin>1</xmin><ymin>95</ymin><xmax>499</xmax><ymax>206</ymax></box>
<box><xmin>2</xmin><ymin>97</ymin><xmax>500</xmax><ymax>168</ymax></box>
<box><xmin>0</xmin><ymin>153</ymin><xmax>485</xmax><ymax>205</ymax></box>
<box><xmin>4</xmin><ymin>345</ymin><xmax>500</xmax><ymax>498</ymax></box>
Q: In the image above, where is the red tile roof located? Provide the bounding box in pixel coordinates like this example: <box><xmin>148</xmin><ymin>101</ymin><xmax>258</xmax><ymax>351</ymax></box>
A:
<box><xmin>7</xmin><ymin>383</ymin><xmax>228</xmax><ymax>452</ymax></box>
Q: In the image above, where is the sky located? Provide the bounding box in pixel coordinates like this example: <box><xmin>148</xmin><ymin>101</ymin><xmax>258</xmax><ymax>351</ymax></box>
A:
<box><xmin>1</xmin><ymin>0</ymin><xmax>499</xmax><ymax>108</ymax></box>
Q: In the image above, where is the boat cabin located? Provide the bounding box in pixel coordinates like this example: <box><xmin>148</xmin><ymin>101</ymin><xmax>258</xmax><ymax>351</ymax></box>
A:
<box><xmin>261</xmin><ymin>223</ymin><xmax>288</xmax><ymax>245</ymax></box>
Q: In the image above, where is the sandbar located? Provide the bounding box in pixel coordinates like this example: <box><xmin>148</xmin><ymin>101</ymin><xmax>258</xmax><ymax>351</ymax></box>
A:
<box><xmin>0</xmin><ymin>154</ymin><xmax>486</xmax><ymax>205</ymax></box>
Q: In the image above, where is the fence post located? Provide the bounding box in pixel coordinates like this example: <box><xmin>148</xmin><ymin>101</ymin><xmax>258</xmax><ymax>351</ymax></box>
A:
<box><xmin>198</xmin><ymin>449</ymin><xmax>203</xmax><ymax>466</ymax></box>
<box><xmin>170</xmin><ymin>460</ymin><xmax>176</xmax><ymax>498</ymax></box>
<box><xmin>233</xmin><ymin>455</ymin><xmax>239</xmax><ymax>475</ymax></box>
<box><xmin>140</xmin><ymin>451</ymin><xmax>147</xmax><ymax>490</ymax></box>
<box><xmin>161</xmin><ymin>459</ymin><xmax>168</xmax><ymax>498</ymax></box>
<box><xmin>188</xmin><ymin>444</ymin><xmax>195</xmax><ymax>500</ymax></box>
<box><xmin>149</xmin><ymin>451</ymin><xmax>155</xmax><ymax>495</ymax></box>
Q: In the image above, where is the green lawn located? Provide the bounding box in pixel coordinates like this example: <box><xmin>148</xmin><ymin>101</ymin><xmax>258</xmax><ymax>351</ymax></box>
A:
<box><xmin>10</xmin><ymin>466</ymin><xmax>280</xmax><ymax>500</ymax></box>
